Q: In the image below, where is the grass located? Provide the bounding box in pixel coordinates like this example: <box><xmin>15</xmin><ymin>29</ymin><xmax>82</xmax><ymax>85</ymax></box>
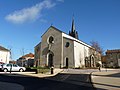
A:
<box><xmin>26</xmin><ymin>66</ymin><xmax>50</xmax><ymax>74</ymax></box>
<box><xmin>37</xmin><ymin>68</ymin><xmax>50</xmax><ymax>74</ymax></box>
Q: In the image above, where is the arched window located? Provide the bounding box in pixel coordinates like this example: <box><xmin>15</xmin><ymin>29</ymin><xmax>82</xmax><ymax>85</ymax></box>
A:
<box><xmin>48</xmin><ymin>36</ymin><xmax>54</xmax><ymax>44</ymax></box>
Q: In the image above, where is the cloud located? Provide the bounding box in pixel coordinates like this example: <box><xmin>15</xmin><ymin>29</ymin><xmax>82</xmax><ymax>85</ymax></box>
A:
<box><xmin>5</xmin><ymin>0</ymin><xmax>56</xmax><ymax>24</ymax></box>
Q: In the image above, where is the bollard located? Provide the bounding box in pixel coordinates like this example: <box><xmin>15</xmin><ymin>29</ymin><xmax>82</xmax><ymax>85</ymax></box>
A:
<box><xmin>98</xmin><ymin>66</ymin><xmax>101</xmax><ymax>72</ymax></box>
<box><xmin>35</xmin><ymin>69</ymin><xmax>38</xmax><ymax>74</ymax></box>
<box><xmin>51</xmin><ymin>66</ymin><xmax>54</xmax><ymax>74</ymax></box>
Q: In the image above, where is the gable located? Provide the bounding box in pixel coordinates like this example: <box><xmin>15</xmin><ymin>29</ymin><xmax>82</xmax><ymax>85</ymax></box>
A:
<box><xmin>41</xmin><ymin>26</ymin><xmax>62</xmax><ymax>38</ymax></box>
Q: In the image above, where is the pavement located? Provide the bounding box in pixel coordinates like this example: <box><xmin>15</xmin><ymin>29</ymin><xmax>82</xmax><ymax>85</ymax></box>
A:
<box><xmin>91</xmin><ymin>68</ymin><xmax>120</xmax><ymax>90</ymax></box>
<box><xmin>0</xmin><ymin>68</ymin><xmax>120</xmax><ymax>90</ymax></box>
<box><xmin>20</xmin><ymin>68</ymin><xmax>64</xmax><ymax>78</ymax></box>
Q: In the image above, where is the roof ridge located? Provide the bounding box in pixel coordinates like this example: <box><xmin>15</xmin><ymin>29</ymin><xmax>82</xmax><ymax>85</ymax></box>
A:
<box><xmin>0</xmin><ymin>45</ymin><xmax>9</xmax><ymax>51</ymax></box>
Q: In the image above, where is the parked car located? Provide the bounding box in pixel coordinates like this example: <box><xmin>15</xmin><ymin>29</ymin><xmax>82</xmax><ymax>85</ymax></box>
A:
<box><xmin>2</xmin><ymin>63</ymin><xmax>26</xmax><ymax>72</ymax></box>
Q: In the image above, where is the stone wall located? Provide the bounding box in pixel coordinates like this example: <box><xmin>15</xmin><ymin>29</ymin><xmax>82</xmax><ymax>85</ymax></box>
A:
<box><xmin>40</xmin><ymin>27</ymin><xmax>62</xmax><ymax>68</ymax></box>
<box><xmin>63</xmin><ymin>37</ymin><xmax>74</xmax><ymax>68</ymax></box>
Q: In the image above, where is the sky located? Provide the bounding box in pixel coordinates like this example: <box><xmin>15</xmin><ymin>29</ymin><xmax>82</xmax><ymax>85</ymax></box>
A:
<box><xmin>0</xmin><ymin>0</ymin><xmax>120</xmax><ymax>60</ymax></box>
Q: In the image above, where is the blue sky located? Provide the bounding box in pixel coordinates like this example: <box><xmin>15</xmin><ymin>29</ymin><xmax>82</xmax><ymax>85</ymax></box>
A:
<box><xmin>0</xmin><ymin>0</ymin><xmax>120</xmax><ymax>60</ymax></box>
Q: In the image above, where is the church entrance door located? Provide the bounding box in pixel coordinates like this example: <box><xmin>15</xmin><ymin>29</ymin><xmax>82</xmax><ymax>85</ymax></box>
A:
<box><xmin>66</xmin><ymin>58</ymin><xmax>69</xmax><ymax>68</ymax></box>
<box><xmin>48</xmin><ymin>54</ymin><xmax>53</xmax><ymax>67</ymax></box>
<box><xmin>92</xmin><ymin>57</ymin><xmax>94</xmax><ymax>67</ymax></box>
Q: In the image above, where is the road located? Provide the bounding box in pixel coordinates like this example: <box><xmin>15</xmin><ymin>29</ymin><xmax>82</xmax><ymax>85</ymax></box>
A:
<box><xmin>0</xmin><ymin>69</ymin><xmax>98</xmax><ymax>90</ymax></box>
<box><xmin>47</xmin><ymin>69</ymin><xmax>98</xmax><ymax>87</ymax></box>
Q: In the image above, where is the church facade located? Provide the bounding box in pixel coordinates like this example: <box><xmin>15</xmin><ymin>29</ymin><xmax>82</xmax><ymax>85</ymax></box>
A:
<box><xmin>34</xmin><ymin>19</ymin><xmax>101</xmax><ymax>68</ymax></box>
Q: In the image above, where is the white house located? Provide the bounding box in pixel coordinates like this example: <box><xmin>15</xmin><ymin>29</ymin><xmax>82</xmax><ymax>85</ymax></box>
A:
<box><xmin>0</xmin><ymin>46</ymin><xmax>10</xmax><ymax>64</ymax></box>
<box><xmin>34</xmin><ymin>18</ymin><xmax>101</xmax><ymax>68</ymax></box>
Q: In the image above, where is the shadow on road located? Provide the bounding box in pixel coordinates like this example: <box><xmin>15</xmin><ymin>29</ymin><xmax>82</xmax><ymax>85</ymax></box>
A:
<box><xmin>0</xmin><ymin>72</ymin><xmax>107</xmax><ymax>90</ymax></box>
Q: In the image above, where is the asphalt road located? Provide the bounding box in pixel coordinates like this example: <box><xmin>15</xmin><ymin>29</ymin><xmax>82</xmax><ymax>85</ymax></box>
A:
<box><xmin>0</xmin><ymin>72</ymin><xmax>95</xmax><ymax>90</ymax></box>
<box><xmin>46</xmin><ymin>69</ymin><xmax>97</xmax><ymax>88</ymax></box>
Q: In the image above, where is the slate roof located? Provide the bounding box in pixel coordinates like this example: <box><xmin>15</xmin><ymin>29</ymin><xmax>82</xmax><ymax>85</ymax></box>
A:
<box><xmin>0</xmin><ymin>46</ymin><xmax>9</xmax><ymax>51</ymax></box>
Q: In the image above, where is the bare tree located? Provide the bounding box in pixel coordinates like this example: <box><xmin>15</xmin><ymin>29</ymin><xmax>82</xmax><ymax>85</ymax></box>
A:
<box><xmin>90</xmin><ymin>41</ymin><xmax>104</xmax><ymax>55</ymax></box>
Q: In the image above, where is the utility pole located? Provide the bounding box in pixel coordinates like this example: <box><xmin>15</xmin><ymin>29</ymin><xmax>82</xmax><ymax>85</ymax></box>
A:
<box><xmin>6</xmin><ymin>46</ymin><xmax>12</xmax><ymax>64</ymax></box>
<box><xmin>22</xmin><ymin>48</ymin><xmax>24</xmax><ymax>67</ymax></box>
<box><xmin>9</xmin><ymin>48</ymin><xmax>12</xmax><ymax>73</ymax></box>
<box><xmin>10</xmin><ymin>48</ymin><xmax>12</xmax><ymax>61</ymax></box>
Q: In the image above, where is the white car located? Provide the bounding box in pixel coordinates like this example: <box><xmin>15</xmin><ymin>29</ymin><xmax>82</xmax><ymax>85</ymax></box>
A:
<box><xmin>2</xmin><ymin>64</ymin><xmax>26</xmax><ymax>72</ymax></box>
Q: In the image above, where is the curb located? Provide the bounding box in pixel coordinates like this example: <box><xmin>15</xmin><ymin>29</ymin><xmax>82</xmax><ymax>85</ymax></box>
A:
<box><xmin>17</xmin><ymin>69</ymin><xmax>64</xmax><ymax>78</ymax></box>
<box><xmin>89</xmin><ymin>72</ymin><xmax>97</xmax><ymax>90</ymax></box>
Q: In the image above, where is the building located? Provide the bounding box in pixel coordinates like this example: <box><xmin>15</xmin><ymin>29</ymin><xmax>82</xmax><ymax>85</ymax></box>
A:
<box><xmin>34</xmin><ymin>18</ymin><xmax>101</xmax><ymax>68</ymax></box>
<box><xmin>17</xmin><ymin>53</ymin><xmax>34</xmax><ymax>67</ymax></box>
<box><xmin>106</xmin><ymin>49</ymin><xmax>120</xmax><ymax>67</ymax></box>
<box><xmin>34</xmin><ymin>42</ymin><xmax>41</xmax><ymax>67</ymax></box>
<box><xmin>0</xmin><ymin>46</ymin><xmax>10</xmax><ymax>64</ymax></box>
<box><xmin>101</xmin><ymin>55</ymin><xmax>107</xmax><ymax>67</ymax></box>
<box><xmin>9</xmin><ymin>60</ymin><xmax>16</xmax><ymax>64</ymax></box>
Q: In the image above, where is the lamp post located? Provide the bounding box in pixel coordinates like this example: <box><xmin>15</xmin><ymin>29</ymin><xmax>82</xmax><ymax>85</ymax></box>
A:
<box><xmin>10</xmin><ymin>64</ymin><xmax>12</xmax><ymax>73</ymax></box>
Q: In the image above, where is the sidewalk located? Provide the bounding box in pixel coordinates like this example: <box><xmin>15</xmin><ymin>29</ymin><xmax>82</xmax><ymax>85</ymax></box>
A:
<box><xmin>91</xmin><ymin>70</ymin><xmax>120</xmax><ymax>90</ymax></box>
<box><xmin>11</xmin><ymin>68</ymin><xmax>63</xmax><ymax>78</ymax></box>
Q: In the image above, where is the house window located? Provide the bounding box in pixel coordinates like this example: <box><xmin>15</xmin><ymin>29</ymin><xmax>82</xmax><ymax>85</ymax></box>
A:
<box><xmin>65</xmin><ymin>42</ymin><xmax>70</xmax><ymax>48</ymax></box>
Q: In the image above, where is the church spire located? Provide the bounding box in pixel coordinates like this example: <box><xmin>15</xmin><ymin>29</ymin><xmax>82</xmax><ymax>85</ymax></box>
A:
<box><xmin>69</xmin><ymin>16</ymin><xmax>79</xmax><ymax>39</ymax></box>
<box><xmin>71</xmin><ymin>16</ymin><xmax>75</xmax><ymax>33</ymax></box>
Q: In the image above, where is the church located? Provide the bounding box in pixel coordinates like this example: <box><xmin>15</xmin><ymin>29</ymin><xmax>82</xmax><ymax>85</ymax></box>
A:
<box><xmin>34</xmin><ymin>18</ymin><xmax>101</xmax><ymax>68</ymax></box>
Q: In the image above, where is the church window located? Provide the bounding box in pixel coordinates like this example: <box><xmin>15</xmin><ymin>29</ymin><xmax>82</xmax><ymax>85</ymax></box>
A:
<box><xmin>65</xmin><ymin>42</ymin><xmax>70</xmax><ymax>48</ymax></box>
<box><xmin>48</xmin><ymin>36</ymin><xmax>54</xmax><ymax>44</ymax></box>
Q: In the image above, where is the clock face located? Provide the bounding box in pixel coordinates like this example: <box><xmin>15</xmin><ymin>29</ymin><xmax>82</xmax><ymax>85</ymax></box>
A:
<box><xmin>65</xmin><ymin>42</ymin><xmax>70</xmax><ymax>48</ymax></box>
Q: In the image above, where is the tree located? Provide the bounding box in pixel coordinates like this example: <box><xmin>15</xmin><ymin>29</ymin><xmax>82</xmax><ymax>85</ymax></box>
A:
<box><xmin>90</xmin><ymin>41</ymin><xmax>104</xmax><ymax>55</ymax></box>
